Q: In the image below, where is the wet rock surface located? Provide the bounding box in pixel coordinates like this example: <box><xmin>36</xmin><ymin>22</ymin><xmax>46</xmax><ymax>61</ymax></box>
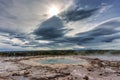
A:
<box><xmin>0</xmin><ymin>56</ymin><xmax>120</xmax><ymax>80</ymax></box>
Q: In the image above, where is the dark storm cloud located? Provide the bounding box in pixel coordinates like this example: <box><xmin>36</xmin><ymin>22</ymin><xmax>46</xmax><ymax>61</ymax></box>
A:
<box><xmin>59</xmin><ymin>0</ymin><xmax>116</xmax><ymax>23</ymax></box>
<box><xmin>0</xmin><ymin>30</ymin><xmax>31</xmax><ymax>48</ymax></box>
<box><xmin>0</xmin><ymin>28</ymin><xmax>15</xmax><ymax>34</ymax></box>
<box><xmin>77</xmin><ymin>20</ymin><xmax>120</xmax><ymax>36</ymax></box>
<box><xmin>71</xmin><ymin>19</ymin><xmax>120</xmax><ymax>45</ymax></box>
<box><xmin>50</xmin><ymin>19</ymin><xmax>120</xmax><ymax>46</ymax></box>
<box><xmin>0</xmin><ymin>28</ymin><xmax>28</xmax><ymax>41</ymax></box>
<box><xmin>33</xmin><ymin>16</ymin><xmax>71</xmax><ymax>40</ymax></box>
<box><xmin>60</xmin><ymin>7</ymin><xmax>100</xmax><ymax>22</ymax></box>
<box><xmin>33</xmin><ymin>0</ymin><xmax>101</xmax><ymax>41</ymax></box>
<box><xmin>32</xmin><ymin>16</ymin><xmax>120</xmax><ymax>49</ymax></box>
<box><xmin>0</xmin><ymin>0</ymin><xmax>120</xmax><ymax>50</ymax></box>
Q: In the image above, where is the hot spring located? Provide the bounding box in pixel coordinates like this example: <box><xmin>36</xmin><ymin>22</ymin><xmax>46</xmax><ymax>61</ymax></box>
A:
<box><xmin>20</xmin><ymin>57</ymin><xmax>89</xmax><ymax>66</ymax></box>
<box><xmin>36</xmin><ymin>57</ymin><xmax>87</xmax><ymax>65</ymax></box>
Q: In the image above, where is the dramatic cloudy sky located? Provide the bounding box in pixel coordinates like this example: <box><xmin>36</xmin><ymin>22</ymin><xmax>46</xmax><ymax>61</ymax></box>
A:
<box><xmin>0</xmin><ymin>0</ymin><xmax>120</xmax><ymax>51</ymax></box>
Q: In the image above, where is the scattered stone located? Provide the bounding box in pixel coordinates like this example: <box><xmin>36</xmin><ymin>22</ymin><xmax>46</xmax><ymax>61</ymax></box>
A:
<box><xmin>23</xmin><ymin>70</ymin><xmax>30</xmax><ymax>75</ymax></box>
<box><xmin>83</xmin><ymin>75</ymin><xmax>89</xmax><ymax>80</ymax></box>
<box><xmin>105</xmin><ymin>61</ymin><xmax>111</xmax><ymax>66</ymax></box>
<box><xmin>12</xmin><ymin>72</ymin><xmax>20</xmax><ymax>76</ymax></box>
<box><xmin>99</xmin><ymin>73</ymin><xmax>103</xmax><ymax>76</ymax></box>
<box><xmin>87</xmin><ymin>67</ymin><xmax>93</xmax><ymax>72</ymax></box>
<box><xmin>110</xmin><ymin>62</ymin><xmax>119</xmax><ymax>67</ymax></box>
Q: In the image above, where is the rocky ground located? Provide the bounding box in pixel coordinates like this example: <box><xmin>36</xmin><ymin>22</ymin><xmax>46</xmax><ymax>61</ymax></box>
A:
<box><xmin>0</xmin><ymin>56</ymin><xmax>120</xmax><ymax>80</ymax></box>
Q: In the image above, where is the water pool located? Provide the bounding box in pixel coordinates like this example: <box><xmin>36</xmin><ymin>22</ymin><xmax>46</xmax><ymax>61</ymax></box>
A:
<box><xmin>36</xmin><ymin>57</ymin><xmax>87</xmax><ymax>65</ymax></box>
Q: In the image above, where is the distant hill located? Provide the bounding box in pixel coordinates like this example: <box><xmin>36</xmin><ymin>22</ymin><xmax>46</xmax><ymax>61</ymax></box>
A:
<box><xmin>0</xmin><ymin>50</ymin><xmax>120</xmax><ymax>57</ymax></box>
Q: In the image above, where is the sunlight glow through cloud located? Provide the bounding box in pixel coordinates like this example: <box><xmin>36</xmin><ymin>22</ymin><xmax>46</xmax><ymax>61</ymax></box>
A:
<box><xmin>48</xmin><ymin>5</ymin><xmax>60</xmax><ymax>17</ymax></box>
<box><xmin>0</xmin><ymin>0</ymin><xmax>120</xmax><ymax>50</ymax></box>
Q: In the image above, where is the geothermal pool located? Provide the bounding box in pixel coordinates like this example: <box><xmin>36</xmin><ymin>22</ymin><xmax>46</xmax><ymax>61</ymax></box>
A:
<box><xmin>20</xmin><ymin>57</ymin><xmax>89</xmax><ymax>66</ymax></box>
<box><xmin>36</xmin><ymin>58</ymin><xmax>87</xmax><ymax>65</ymax></box>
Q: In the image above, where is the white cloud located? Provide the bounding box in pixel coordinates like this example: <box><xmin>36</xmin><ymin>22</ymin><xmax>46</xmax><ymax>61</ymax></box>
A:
<box><xmin>0</xmin><ymin>0</ymin><xmax>73</xmax><ymax>33</ymax></box>
<box><xmin>0</xmin><ymin>0</ymin><xmax>120</xmax><ymax>50</ymax></box>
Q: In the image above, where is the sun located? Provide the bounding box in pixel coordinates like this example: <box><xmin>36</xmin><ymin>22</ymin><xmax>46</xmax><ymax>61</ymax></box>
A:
<box><xmin>48</xmin><ymin>5</ymin><xmax>60</xmax><ymax>17</ymax></box>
